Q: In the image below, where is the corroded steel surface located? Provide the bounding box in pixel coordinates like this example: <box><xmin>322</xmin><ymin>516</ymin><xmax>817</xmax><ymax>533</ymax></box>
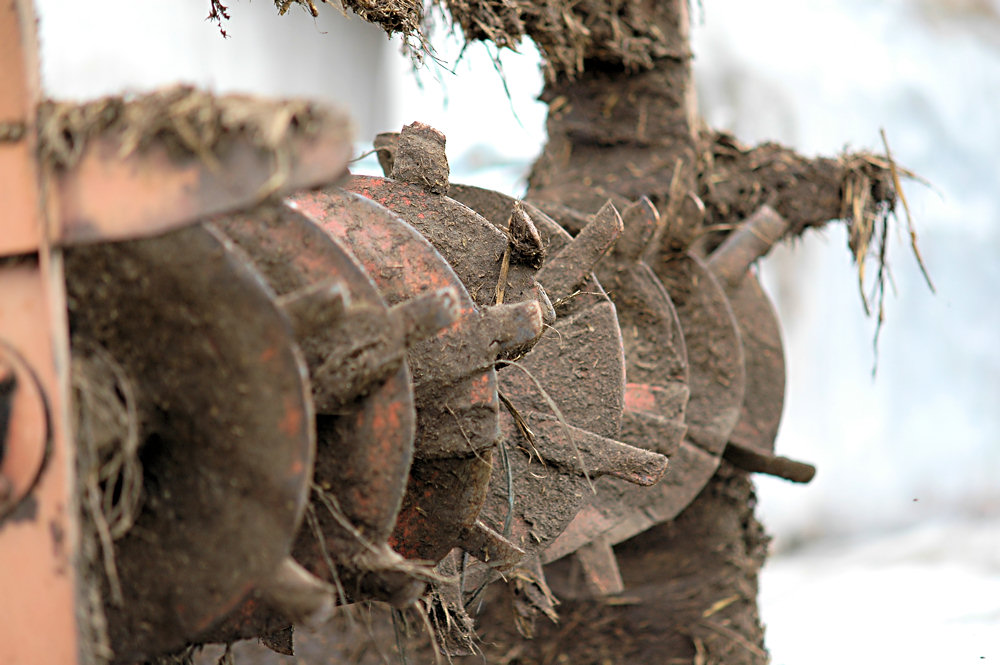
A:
<box><xmin>289</xmin><ymin>187</ymin><xmax>528</xmax><ymax>565</ymax></box>
<box><xmin>65</xmin><ymin>224</ymin><xmax>315</xmax><ymax>662</ymax></box>
<box><xmin>372</xmin><ymin>177</ymin><xmax>665</xmax><ymax>569</ymax></box>
<box><xmin>215</xmin><ymin>204</ymin><xmax>448</xmax><ymax>608</ymax></box>
<box><xmin>50</xmin><ymin>116</ymin><xmax>352</xmax><ymax>250</ymax></box>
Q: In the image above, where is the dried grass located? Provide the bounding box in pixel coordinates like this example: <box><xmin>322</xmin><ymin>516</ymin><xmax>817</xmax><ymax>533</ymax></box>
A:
<box><xmin>839</xmin><ymin>131</ymin><xmax>934</xmax><ymax>364</ymax></box>
<box><xmin>72</xmin><ymin>343</ymin><xmax>144</xmax><ymax>607</ymax></box>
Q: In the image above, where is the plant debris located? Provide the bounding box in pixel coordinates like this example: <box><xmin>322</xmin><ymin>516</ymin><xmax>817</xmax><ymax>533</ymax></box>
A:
<box><xmin>206</xmin><ymin>0</ymin><xmax>231</xmax><ymax>37</ymax></box>
<box><xmin>37</xmin><ymin>85</ymin><xmax>345</xmax><ymax>171</ymax></box>
<box><xmin>266</xmin><ymin>0</ymin><xmax>690</xmax><ymax>81</ymax></box>
<box><xmin>697</xmin><ymin>129</ymin><xmax>933</xmax><ymax>347</ymax></box>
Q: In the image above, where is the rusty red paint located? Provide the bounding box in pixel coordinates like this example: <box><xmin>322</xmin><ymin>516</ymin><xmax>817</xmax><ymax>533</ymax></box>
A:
<box><xmin>278</xmin><ymin>396</ymin><xmax>304</xmax><ymax>439</ymax></box>
<box><xmin>625</xmin><ymin>383</ymin><xmax>658</xmax><ymax>413</ymax></box>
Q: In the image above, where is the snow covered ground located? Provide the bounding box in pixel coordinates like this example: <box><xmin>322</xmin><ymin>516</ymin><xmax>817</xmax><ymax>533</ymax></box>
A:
<box><xmin>689</xmin><ymin>2</ymin><xmax>1000</xmax><ymax>661</ymax></box>
<box><xmin>33</xmin><ymin>0</ymin><xmax>999</xmax><ymax>662</ymax></box>
<box><xmin>761</xmin><ymin>519</ymin><xmax>1000</xmax><ymax>665</ymax></box>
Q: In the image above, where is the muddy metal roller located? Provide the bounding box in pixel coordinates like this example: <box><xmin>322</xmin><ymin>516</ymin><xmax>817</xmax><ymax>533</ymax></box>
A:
<box><xmin>352</xmin><ymin>128</ymin><xmax>669</xmax><ymax>599</ymax></box>
<box><xmin>518</xmin><ymin>190</ymin><xmax>815</xmax><ymax>599</ymax></box>
<box><xmin>1</xmin><ymin>0</ymin><xmax>814</xmax><ymax>653</ymax></box>
<box><xmin>291</xmin><ymin>185</ymin><xmax>539</xmax><ymax>570</ymax></box>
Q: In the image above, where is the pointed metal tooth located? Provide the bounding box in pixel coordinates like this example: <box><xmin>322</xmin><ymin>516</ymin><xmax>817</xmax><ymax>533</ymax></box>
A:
<box><xmin>542</xmin><ymin>441</ymin><xmax>719</xmax><ymax>565</ymax></box>
<box><xmin>308</xmin><ymin>303</ymin><xmax>406</xmax><ymax>412</ymax></box>
<box><xmin>514</xmin><ymin>554</ymin><xmax>560</xmax><ymax>624</ymax></box>
<box><xmin>389</xmin><ymin>286</ymin><xmax>461</xmax><ymax>347</ymax></box>
<box><xmin>275</xmin><ymin>278</ymin><xmax>350</xmax><ymax>339</ymax></box>
<box><xmin>575</xmin><ymin>537</ymin><xmax>625</xmax><ymax>596</ymax></box>
<box><xmin>528</xmin><ymin>418</ymin><xmax>668</xmax><ymax>486</ymax></box>
<box><xmin>536</xmin><ymin>200</ymin><xmax>624</xmax><ymax>302</ymax></box>
<box><xmin>707</xmin><ymin>205</ymin><xmax>790</xmax><ymax>288</ymax></box>
<box><xmin>508</xmin><ymin>201</ymin><xmax>546</xmax><ymax>268</ymax></box>
<box><xmin>480</xmin><ymin>299</ymin><xmax>544</xmax><ymax>355</ymax></box>
<box><xmin>723</xmin><ymin>443</ymin><xmax>816</xmax><ymax>483</ymax></box>
<box><xmin>621</xmin><ymin>408</ymin><xmax>687</xmax><ymax>457</ymax></box>
<box><xmin>458</xmin><ymin>519</ymin><xmax>526</xmax><ymax>570</ymax></box>
<box><xmin>257</xmin><ymin>557</ymin><xmax>335</xmax><ymax>626</ymax></box>
<box><xmin>613</xmin><ymin>196</ymin><xmax>659</xmax><ymax>261</ymax></box>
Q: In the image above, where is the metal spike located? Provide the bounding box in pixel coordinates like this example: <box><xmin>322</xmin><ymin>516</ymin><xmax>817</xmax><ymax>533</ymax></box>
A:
<box><xmin>457</xmin><ymin>519</ymin><xmax>526</xmax><ymax>570</ymax></box>
<box><xmin>536</xmin><ymin>200</ymin><xmax>624</xmax><ymax>302</ymax></box>
<box><xmin>257</xmin><ymin>557</ymin><xmax>334</xmax><ymax>627</ymax></box>
<box><xmin>480</xmin><ymin>299</ymin><xmax>544</xmax><ymax>356</ymax></box>
<box><xmin>305</xmin><ymin>303</ymin><xmax>407</xmax><ymax>413</ymax></box>
<box><xmin>723</xmin><ymin>444</ymin><xmax>816</xmax><ymax>484</ymax></box>
<box><xmin>388</xmin><ymin>287</ymin><xmax>461</xmax><ymax>348</ymax></box>
<box><xmin>530</xmin><ymin>281</ymin><xmax>557</xmax><ymax>326</ymax></box>
<box><xmin>613</xmin><ymin>196</ymin><xmax>659</xmax><ymax>261</ymax></box>
<box><xmin>275</xmin><ymin>278</ymin><xmax>349</xmax><ymax>340</ymax></box>
<box><xmin>260</xmin><ymin>626</ymin><xmax>294</xmax><ymax>657</ymax></box>
<box><xmin>576</xmin><ymin>537</ymin><xmax>625</xmax><ymax>596</ymax></box>
<box><xmin>707</xmin><ymin>205</ymin><xmax>789</xmax><ymax>287</ymax></box>
<box><xmin>526</xmin><ymin>417</ymin><xmax>668</xmax><ymax>486</ymax></box>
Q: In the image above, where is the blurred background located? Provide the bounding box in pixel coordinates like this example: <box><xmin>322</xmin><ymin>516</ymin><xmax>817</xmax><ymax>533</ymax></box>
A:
<box><xmin>34</xmin><ymin>0</ymin><xmax>999</xmax><ymax>662</ymax></box>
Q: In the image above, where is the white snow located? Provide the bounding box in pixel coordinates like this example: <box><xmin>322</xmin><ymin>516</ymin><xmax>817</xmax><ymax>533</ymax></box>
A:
<box><xmin>762</xmin><ymin>519</ymin><xmax>1000</xmax><ymax>665</ymax></box>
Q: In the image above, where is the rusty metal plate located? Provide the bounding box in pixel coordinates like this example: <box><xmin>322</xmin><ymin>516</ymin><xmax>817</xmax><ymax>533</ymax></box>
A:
<box><xmin>213</xmin><ymin>204</ymin><xmax>425</xmax><ymax>611</ymax></box>
<box><xmin>0</xmin><ymin>4</ymin><xmax>82</xmax><ymax>663</ymax></box>
<box><xmin>0</xmin><ymin>255</ymin><xmax>79</xmax><ymax>665</ymax></box>
<box><xmin>65</xmin><ymin>223</ymin><xmax>314</xmax><ymax>661</ymax></box>
<box><xmin>0</xmin><ymin>0</ymin><xmax>43</xmax><ymax>257</ymax></box>
<box><xmin>49</xmin><ymin>117</ymin><xmax>351</xmax><ymax>251</ymax></box>
<box><xmin>722</xmin><ymin>271</ymin><xmax>784</xmax><ymax>457</ymax></box>
<box><xmin>289</xmin><ymin>188</ymin><xmax>507</xmax><ymax>565</ymax></box>
<box><xmin>447</xmin><ymin>185</ymin><xmax>665</xmax><ymax>564</ymax></box>
<box><xmin>536</xmin><ymin>197</ymin><xmax>695</xmax><ymax>564</ymax></box>
<box><xmin>653</xmin><ymin>251</ymin><xmax>746</xmax><ymax>457</ymax></box>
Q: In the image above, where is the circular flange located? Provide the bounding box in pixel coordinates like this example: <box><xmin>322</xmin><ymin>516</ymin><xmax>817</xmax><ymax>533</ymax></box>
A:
<box><xmin>581</xmin><ymin>250</ymin><xmax>747</xmax><ymax>549</ymax></box>
<box><xmin>290</xmin><ymin>187</ymin><xmax>499</xmax><ymax>565</ymax></box>
<box><xmin>527</xmin><ymin>197</ymin><xmax>694</xmax><ymax>563</ymax></box>
<box><xmin>653</xmin><ymin>251</ymin><xmax>746</xmax><ymax>456</ymax></box>
<box><xmin>447</xmin><ymin>185</ymin><xmax>664</xmax><ymax>559</ymax></box>
<box><xmin>723</xmin><ymin>271</ymin><xmax>785</xmax><ymax>457</ymax></box>
<box><xmin>213</xmin><ymin>204</ymin><xmax>421</xmax><ymax>608</ymax></box>
<box><xmin>65</xmin><ymin>223</ymin><xmax>315</xmax><ymax>661</ymax></box>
